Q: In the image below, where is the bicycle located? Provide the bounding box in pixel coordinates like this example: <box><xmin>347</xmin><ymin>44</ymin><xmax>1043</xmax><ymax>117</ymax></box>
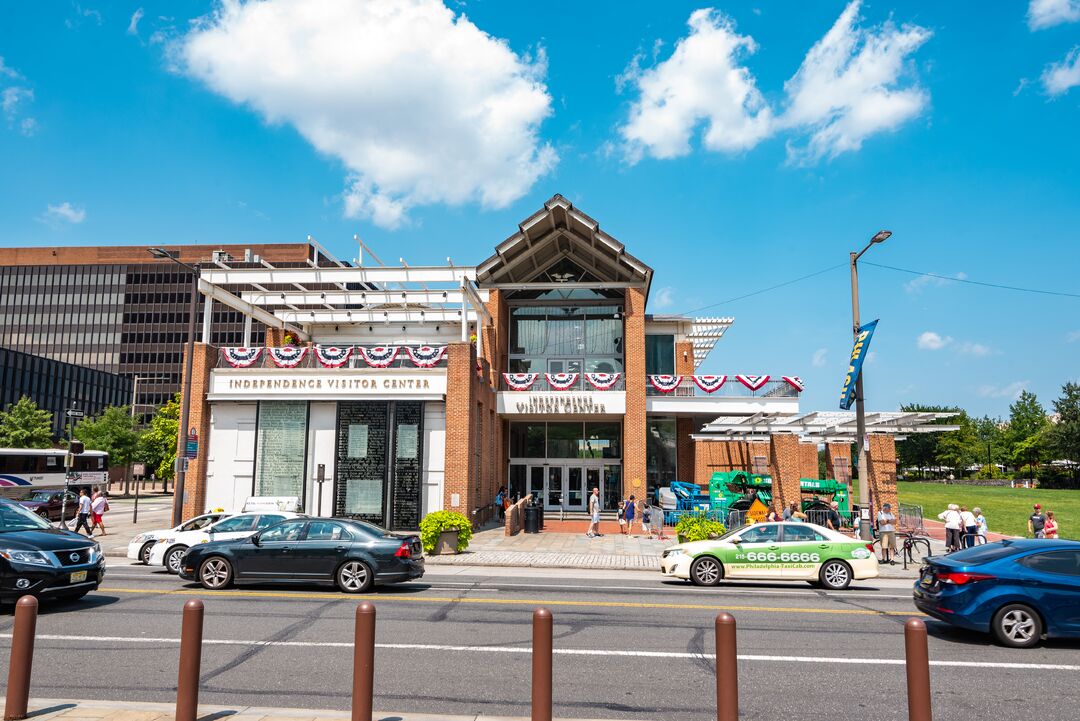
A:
<box><xmin>873</xmin><ymin>530</ymin><xmax>933</xmax><ymax>568</ymax></box>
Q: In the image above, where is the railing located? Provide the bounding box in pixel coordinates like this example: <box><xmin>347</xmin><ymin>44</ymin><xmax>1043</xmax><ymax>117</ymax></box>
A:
<box><xmin>899</xmin><ymin>503</ymin><xmax>925</xmax><ymax>532</ymax></box>
<box><xmin>645</xmin><ymin>376</ymin><xmax>801</xmax><ymax>398</ymax></box>
<box><xmin>216</xmin><ymin>345</ymin><xmax>449</xmax><ymax>370</ymax></box>
<box><xmin>499</xmin><ymin>373</ymin><xmax>626</xmax><ymax>392</ymax></box>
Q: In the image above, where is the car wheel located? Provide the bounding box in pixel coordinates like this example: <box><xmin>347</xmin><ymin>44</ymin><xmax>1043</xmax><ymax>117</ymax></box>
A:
<box><xmin>198</xmin><ymin>557</ymin><xmax>233</xmax><ymax>590</ymax></box>
<box><xmin>819</xmin><ymin>560</ymin><xmax>852</xmax><ymax>590</ymax></box>
<box><xmin>992</xmin><ymin>604</ymin><xmax>1043</xmax><ymax>648</ymax></box>
<box><xmin>165</xmin><ymin>546</ymin><xmax>188</xmax><ymax>575</ymax></box>
<box><xmin>36</xmin><ymin>509</ymin><xmax>50</xmax><ymax>520</ymax></box>
<box><xmin>336</xmin><ymin>560</ymin><xmax>374</xmax><ymax>593</ymax></box>
<box><xmin>689</xmin><ymin>556</ymin><xmax>723</xmax><ymax>586</ymax></box>
<box><xmin>139</xmin><ymin>542</ymin><xmax>155</xmax><ymax>565</ymax></box>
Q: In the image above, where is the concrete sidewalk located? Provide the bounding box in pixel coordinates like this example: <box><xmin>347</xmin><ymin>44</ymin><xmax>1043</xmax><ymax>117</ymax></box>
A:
<box><xmin>5</xmin><ymin>698</ymin><xmax>633</xmax><ymax>721</ymax></box>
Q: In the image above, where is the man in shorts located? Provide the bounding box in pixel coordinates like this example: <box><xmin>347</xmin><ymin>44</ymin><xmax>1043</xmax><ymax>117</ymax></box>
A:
<box><xmin>586</xmin><ymin>487</ymin><xmax>602</xmax><ymax>538</ymax></box>
<box><xmin>876</xmin><ymin>502</ymin><xmax>897</xmax><ymax>565</ymax></box>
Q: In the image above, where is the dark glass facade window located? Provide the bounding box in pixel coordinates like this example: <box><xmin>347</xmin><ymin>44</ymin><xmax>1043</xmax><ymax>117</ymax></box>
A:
<box><xmin>646</xmin><ymin>416</ymin><xmax>678</xmax><ymax>495</ymax></box>
<box><xmin>0</xmin><ymin>346</ymin><xmax>132</xmax><ymax>438</ymax></box>
<box><xmin>645</xmin><ymin>335</ymin><xmax>675</xmax><ymax>375</ymax></box>
<box><xmin>508</xmin><ymin>421</ymin><xmax>623</xmax><ymax>461</ymax></box>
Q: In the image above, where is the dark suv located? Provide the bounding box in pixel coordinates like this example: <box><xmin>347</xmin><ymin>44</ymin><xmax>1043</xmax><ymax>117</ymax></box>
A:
<box><xmin>0</xmin><ymin>498</ymin><xmax>105</xmax><ymax>604</ymax></box>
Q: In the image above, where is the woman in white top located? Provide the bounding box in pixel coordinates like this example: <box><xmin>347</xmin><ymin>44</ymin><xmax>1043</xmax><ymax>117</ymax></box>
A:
<box><xmin>938</xmin><ymin>504</ymin><xmax>963</xmax><ymax>551</ymax></box>
<box><xmin>90</xmin><ymin>490</ymin><xmax>109</xmax><ymax>536</ymax></box>
<box><xmin>973</xmin><ymin>507</ymin><xmax>988</xmax><ymax>540</ymax></box>
<box><xmin>959</xmin><ymin>506</ymin><xmax>978</xmax><ymax>548</ymax></box>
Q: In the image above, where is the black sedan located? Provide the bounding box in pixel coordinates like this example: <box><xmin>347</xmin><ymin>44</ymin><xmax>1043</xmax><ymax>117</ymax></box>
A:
<box><xmin>179</xmin><ymin>517</ymin><xmax>424</xmax><ymax>593</ymax></box>
<box><xmin>0</xmin><ymin>498</ymin><xmax>105</xmax><ymax>604</ymax></box>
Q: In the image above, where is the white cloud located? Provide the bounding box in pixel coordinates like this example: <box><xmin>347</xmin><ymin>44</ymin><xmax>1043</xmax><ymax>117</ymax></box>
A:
<box><xmin>128</xmin><ymin>8</ymin><xmax>144</xmax><ymax>36</ymax></box>
<box><xmin>865</xmin><ymin>350</ymin><xmax>878</xmax><ymax>364</ymax></box>
<box><xmin>1042</xmin><ymin>47</ymin><xmax>1080</xmax><ymax>96</ymax></box>
<box><xmin>179</xmin><ymin>0</ymin><xmax>556</xmax><ymax>228</ymax></box>
<box><xmin>1028</xmin><ymin>0</ymin><xmax>1080</xmax><ymax>30</ymax></box>
<box><xmin>957</xmin><ymin>341</ymin><xmax>992</xmax><ymax>357</ymax></box>
<box><xmin>652</xmin><ymin>287</ymin><xmax>675</xmax><ymax>309</ymax></box>
<box><xmin>917</xmin><ymin>331</ymin><xmax>952</xmax><ymax>350</ymax></box>
<box><xmin>903</xmin><ymin>271</ymin><xmax>966</xmax><ymax>293</ymax></box>
<box><xmin>1067</xmin><ymin>330</ymin><xmax>1080</xmax><ymax>342</ymax></box>
<box><xmin>65</xmin><ymin>3</ymin><xmax>103</xmax><ymax>29</ymax></box>
<box><xmin>1</xmin><ymin>86</ymin><xmax>36</xmax><ymax>136</ymax></box>
<box><xmin>979</xmin><ymin>381</ymin><xmax>1030</xmax><ymax>399</ymax></box>
<box><xmin>617</xmin><ymin>9</ymin><xmax>772</xmax><ymax>163</ymax></box>
<box><xmin>811</xmin><ymin>347</ymin><xmax>828</xmax><ymax>367</ymax></box>
<box><xmin>780</xmin><ymin>0</ymin><xmax>932</xmax><ymax>165</ymax></box>
<box><xmin>40</xmin><ymin>202</ymin><xmax>86</xmax><ymax>226</ymax></box>
<box><xmin>0</xmin><ymin>56</ymin><xmax>21</xmax><ymax>80</ymax></box>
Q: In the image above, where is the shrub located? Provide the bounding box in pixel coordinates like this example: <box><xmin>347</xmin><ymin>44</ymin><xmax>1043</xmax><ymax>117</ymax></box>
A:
<box><xmin>419</xmin><ymin>510</ymin><xmax>473</xmax><ymax>553</ymax></box>
<box><xmin>674</xmin><ymin>514</ymin><xmax>726</xmax><ymax>543</ymax></box>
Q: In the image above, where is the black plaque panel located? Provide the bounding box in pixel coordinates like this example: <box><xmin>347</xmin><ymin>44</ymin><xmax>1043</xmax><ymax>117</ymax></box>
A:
<box><xmin>335</xmin><ymin>401</ymin><xmax>388</xmax><ymax>526</ymax></box>
<box><xmin>390</xmin><ymin>401</ymin><xmax>423</xmax><ymax>530</ymax></box>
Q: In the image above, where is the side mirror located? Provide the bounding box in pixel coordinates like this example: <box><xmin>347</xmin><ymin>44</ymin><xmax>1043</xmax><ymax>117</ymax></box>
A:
<box><xmin>731</xmin><ymin>537</ymin><xmax>742</xmax><ymax>544</ymax></box>
<box><xmin>250</xmin><ymin>534</ymin><xmax>261</xmax><ymax>546</ymax></box>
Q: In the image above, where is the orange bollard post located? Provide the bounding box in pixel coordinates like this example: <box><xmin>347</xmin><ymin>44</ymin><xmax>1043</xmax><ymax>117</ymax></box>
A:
<box><xmin>904</xmin><ymin>618</ymin><xmax>933</xmax><ymax>721</ymax></box>
<box><xmin>4</xmin><ymin>596</ymin><xmax>39</xmax><ymax>721</ymax></box>
<box><xmin>175</xmin><ymin>599</ymin><xmax>205</xmax><ymax>721</ymax></box>
<box><xmin>532</xmin><ymin>608</ymin><xmax>553</xmax><ymax>721</ymax></box>
<box><xmin>715</xmin><ymin>612</ymin><xmax>738</xmax><ymax>721</ymax></box>
<box><xmin>352</xmin><ymin>602</ymin><xmax>376</xmax><ymax>721</ymax></box>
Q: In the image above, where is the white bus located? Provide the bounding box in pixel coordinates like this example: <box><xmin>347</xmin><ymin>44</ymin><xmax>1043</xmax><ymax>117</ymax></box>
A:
<box><xmin>0</xmin><ymin>448</ymin><xmax>110</xmax><ymax>497</ymax></box>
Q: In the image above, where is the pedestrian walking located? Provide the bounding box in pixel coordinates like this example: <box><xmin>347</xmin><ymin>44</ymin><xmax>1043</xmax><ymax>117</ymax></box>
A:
<box><xmin>622</xmin><ymin>495</ymin><xmax>637</xmax><ymax>536</ymax></box>
<box><xmin>784</xmin><ymin>501</ymin><xmax>807</xmax><ymax>522</ymax></box>
<box><xmin>641</xmin><ymin>501</ymin><xmax>655</xmax><ymax>539</ymax></box>
<box><xmin>495</xmin><ymin>486</ymin><xmax>505</xmax><ymax>523</ymax></box>
<box><xmin>72</xmin><ymin>488</ymin><xmax>93</xmax><ymax>535</ymax></box>
<box><xmin>938</xmin><ymin>504</ymin><xmax>963</xmax><ymax>551</ymax></box>
<box><xmin>90</xmin><ymin>488</ymin><xmax>109</xmax><ymax>536</ymax></box>
<box><xmin>826</xmin><ymin>501</ymin><xmax>842</xmax><ymax>531</ymax></box>
<box><xmin>586</xmin><ymin>487</ymin><xmax>602</xmax><ymax>538</ymax></box>
<box><xmin>1028</xmin><ymin>504</ymin><xmax>1047</xmax><ymax>539</ymax></box>
<box><xmin>876</xmin><ymin>503</ymin><xmax>897</xmax><ymax>564</ymax></box>
<box><xmin>960</xmin><ymin>505</ymin><xmax>977</xmax><ymax>548</ymax></box>
<box><xmin>973</xmin><ymin>507</ymin><xmax>988</xmax><ymax>540</ymax></box>
<box><xmin>1044</xmin><ymin>510</ymin><xmax>1059</xmax><ymax>539</ymax></box>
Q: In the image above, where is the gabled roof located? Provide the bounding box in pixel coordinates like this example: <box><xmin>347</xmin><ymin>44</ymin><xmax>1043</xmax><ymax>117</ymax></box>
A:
<box><xmin>476</xmin><ymin>195</ymin><xmax>653</xmax><ymax>296</ymax></box>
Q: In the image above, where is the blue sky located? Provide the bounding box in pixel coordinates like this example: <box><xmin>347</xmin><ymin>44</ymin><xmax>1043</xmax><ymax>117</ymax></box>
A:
<box><xmin>1</xmin><ymin>1</ymin><xmax>1078</xmax><ymax>418</ymax></box>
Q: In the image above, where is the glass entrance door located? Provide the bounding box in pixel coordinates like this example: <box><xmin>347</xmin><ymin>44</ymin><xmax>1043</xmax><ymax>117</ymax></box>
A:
<box><xmin>525</xmin><ymin>464</ymin><xmax>600</xmax><ymax>511</ymax></box>
<box><xmin>566</xmin><ymin>467</ymin><xmax>585</xmax><ymax>510</ymax></box>
<box><xmin>546</xmin><ymin>466</ymin><xmax>563</xmax><ymax>507</ymax></box>
<box><xmin>529</xmin><ymin>466</ymin><xmax>545</xmax><ymax>503</ymax></box>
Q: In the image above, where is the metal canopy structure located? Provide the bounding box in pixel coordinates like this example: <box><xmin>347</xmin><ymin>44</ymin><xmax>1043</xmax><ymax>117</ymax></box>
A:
<box><xmin>695</xmin><ymin>411</ymin><xmax>959</xmax><ymax>443</ymax></box>
<box><xmin>688</xmin><ymin>317</ymin><xmax>735</xmax><ymax>367</ymax></box>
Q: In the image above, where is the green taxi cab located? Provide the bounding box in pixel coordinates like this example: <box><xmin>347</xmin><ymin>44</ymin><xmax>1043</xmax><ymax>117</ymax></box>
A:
<box><xmin>660</xmin><ymin>521</ymin><xmax>879</xmax><ymax>590</ymax></box>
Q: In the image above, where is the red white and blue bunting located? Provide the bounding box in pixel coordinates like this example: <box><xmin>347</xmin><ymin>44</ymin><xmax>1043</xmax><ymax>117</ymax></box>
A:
<box><xmin>314</xmin><ymin>345</ymin><xmax>353</xmax><ymax>368</ymax></box>
<box><xmin>584</xmin><ymin>372</ymin><xmax>621</xmax><ymax>391</ymax></box>
<box><xmin>782</xmin><ymin>376</ymin><xmax>805</xmax><ymax>392</ymax></box>
<box><xmin>648</xmin><ymin>375</ymin><xmax>683</xmax><ymax>393</ymax></box>
<box><xmin>545</xmin><ymin>372</ymin><xmax>579</xmax><ymax>391</ymax></box>
<box><xmin>221</xmin><ymin>347</ymin><xmax>263</xmax><ymax>368</ymax></box>
<box><xmin>503</xmin><ymin>373</ymin><xmax>539</xmax><ymax>391</ymax></box>
<box><xmin>736</xmin><ymin>374</ymin><xmax>770</xmax><ymax>391</ymax></box>
<box><xmin>405</xmin><ymin>345</ymin><xmax>448</xmax><ymax>368</ymax></box>
<box><xmin>692</xmin><ymin>375</ymin><xmax>727</xmax><ymax>393</ymax></box>
<box><xmin>269</xmin><ymin>346</ymin><xmax>308</xmax><ymax>368</ymax></box>
<box><xmin>357</xmin><ymin>346</ymin><xmax>399</xmax><ymax>368</ymax></box>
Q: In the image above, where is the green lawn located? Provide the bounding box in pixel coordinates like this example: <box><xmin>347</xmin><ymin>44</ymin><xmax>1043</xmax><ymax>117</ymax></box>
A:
<box><xmin>896</xmin><ymin>481</ymin><xmax>1079</xmax><ymax>539</ymax></box>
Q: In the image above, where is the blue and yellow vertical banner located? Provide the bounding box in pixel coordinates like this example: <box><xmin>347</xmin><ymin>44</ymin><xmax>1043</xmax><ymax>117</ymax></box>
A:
<box><xmin>839</xmin><ymin>320</ymin><xmax>878</xmax><ymax>410</ymax></box>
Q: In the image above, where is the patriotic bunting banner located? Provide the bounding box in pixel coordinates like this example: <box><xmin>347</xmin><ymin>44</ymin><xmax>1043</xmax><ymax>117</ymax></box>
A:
<box><xmin>268</xmin><ymin>346</ymin><xmax>308</xmax><ymax>368</ymax></box>
<box><xmin>692</xmin><ymin>375</ymin><xmax>727</xmax><ymax>393</ymax></box>
<box><xmin>584</xmin><ymin>372</ymin><xmax>621</xmax><ymax>391</ymax></box>
<box><xmin>648</xmin><ymin>375</ymin><xmax>683</xmax><ymax>393</ymax></box>
<box><xmin>221</xmin><ymin>347</ymin><xmax>263</xmax><ymax>368</ymax></box>
<box><xmin>736</xmin><ymin>374</ymin><xmax>770</xmax><ymax>391</ymax></box>
<box><xmin>503</xmin><ymin>373</ymin><xmax>539</xmax><ymax>391</ymax></box>
<box><xmin>314</xmin><ymin>345</ymin><xmax>353</xmax><ymax>368</ymax></box>
<box><xmin>545</xmin><ymin>372</ymin><xmax>579</xmax><ymax>391</ymax></box>
<box><xmin>357</xmin><ymin>346</ymin><xmax>400</xmax><ymax>368</ymax></box>
<box><xmin>782</xmin><ymin>376</ymin><xmax>805</xmax><ymax>392</ymax></box>
<box><xmin>406</xmin><ymin>345</ymin><xmax>448</xmax><ymax>368</ymax></box>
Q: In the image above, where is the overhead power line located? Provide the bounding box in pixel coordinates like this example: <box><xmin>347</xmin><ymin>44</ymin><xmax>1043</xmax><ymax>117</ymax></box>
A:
<box><xmin>862</xmin><ymin>262</ymin><xmax>1080</xmax><ymax>300</ymax></box>
<box><xmin>678</xmin><ymin>263</ymin><xmax>846</xmax><ymax>315</ymax></box>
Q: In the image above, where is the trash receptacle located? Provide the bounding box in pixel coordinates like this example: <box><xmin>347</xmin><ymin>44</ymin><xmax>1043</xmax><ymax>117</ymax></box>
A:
<box><xmin>536</xmin><ymin>501</ymin><xmax>545</xmax><ymax>530</ymax></box>
<box><xmin>524</xmin><ymin>505</ymin><xmax>540</xmax><ymax>534</ymax></box>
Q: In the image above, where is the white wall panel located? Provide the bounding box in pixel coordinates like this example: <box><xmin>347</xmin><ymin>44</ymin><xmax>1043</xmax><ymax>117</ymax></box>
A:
<box><xmin>205</xmin><ymin>403</ymin><xmax>257</xmax><ymax>513</ymax></box>
<box><xmin>422</xmin><ymin>402</ymin><xmax>446</xmax><ymax>516</ymax></box>
<box><xmin>306</xmin><ymin>402</ymin><xmax>337</xmax><ymax>516</ymax></box>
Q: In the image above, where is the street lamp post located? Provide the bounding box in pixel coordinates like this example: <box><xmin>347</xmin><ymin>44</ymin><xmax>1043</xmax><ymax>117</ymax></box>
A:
<box><xmin>850</xmin><ymin>230</ymin><xmax>891</xmax><ymax>542</ymax></box>
<box><xmin>148</xmin><ymin>248</ymin><xmax>200</xmax><ymax>527</ymax></box>
<box><xmin>128</xmin><ymin>374</ymin><xmax>169</xmax><ymax>499</ymax></box>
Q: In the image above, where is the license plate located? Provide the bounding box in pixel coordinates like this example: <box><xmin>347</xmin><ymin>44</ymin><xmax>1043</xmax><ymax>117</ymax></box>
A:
<box><xmin>70</xmin><ymin>570</ymin><xmax>87</xmax><ymax>584</ymax></box>
<box><xmin>920</xmin><ymin>571</ymin><xmax>933</xmax><ymax>587</ymax></box>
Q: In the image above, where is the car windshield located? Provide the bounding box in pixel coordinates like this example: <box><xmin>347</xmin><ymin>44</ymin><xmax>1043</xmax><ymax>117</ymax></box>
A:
<box><xmin>21</xmin><ymin>491</ymin><xmax>54</xmax><ymax>502</ymax></box>
<box><xmin>0</xmin><ymin>501</ymin><xmax>54</xmax><ymax>532</ymax></box>
<box><xmin>946</xmin><ymin>542</ymin><xmax>1024</xmax><ymax>565</ymax></box>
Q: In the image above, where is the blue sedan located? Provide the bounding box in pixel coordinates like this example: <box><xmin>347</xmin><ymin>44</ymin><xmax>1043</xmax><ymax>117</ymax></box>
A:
<box><xmin>913</xmin><ymin>539</ymin><xmax>1080</xmax><ymax>647</ymax></box>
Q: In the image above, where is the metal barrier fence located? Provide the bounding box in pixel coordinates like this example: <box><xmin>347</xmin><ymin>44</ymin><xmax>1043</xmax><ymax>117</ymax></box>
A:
<box><xmin>0</xmin><ymin>594</ymin><xmax>939</xmax><ymax>721</ymax></box>
<box><xmin>900</xmin><ymin>503</ymin><xmax>925</xmax><ymax>532</ymax></box>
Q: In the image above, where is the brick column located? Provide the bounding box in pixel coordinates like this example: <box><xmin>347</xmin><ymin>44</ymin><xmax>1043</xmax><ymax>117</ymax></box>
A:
<box><xmin>748</xmin><ymin>441</ymin><xmax>770</xmax><ymax>475</ymax></box>
<box><xmin>265</xmin><ymin>327</ymin><xmax>286</xmax><ymax>346</ymax></box>
<box><xmin>866</xmin><ymin>434</ymin><xmax>898</xmax><ymax>516</ymax></box>
<box><xmin>482</xmin><ymin>289</ymin><xmax>507</xmax><ymax>389</ymax></box>
<box><xmin>622</xmin><ymin>287</ymin><xmax>647</xmax><ymax>495</ymax></box>
<box><xmin>824</xmin><ymin>442</ymin><xmax>853</xmax><ymax>486</ymax></box>
<box><xmin>768</xmin><ymin>434</ymin><xmax>802</xmax><ymax>511</ymax></box>
<box><xmin>178</xmin><ymin>342</ymin><xmax>215</xmax><ymax>521</ymax></box>
<box><xmin>443</xmin><ymin>342</ymin><xmax>476</xmax><ymax>513</ymax></box>
<box><xmin>799</xmin><ymin>441</ymin><xmax>819</xmax><ymax>480</ymax></box>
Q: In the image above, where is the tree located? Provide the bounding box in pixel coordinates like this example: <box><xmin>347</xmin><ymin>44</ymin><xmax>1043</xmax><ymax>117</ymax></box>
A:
<box><xmin>73</xmin><ymin>406</ymin><xmax>141</xmax><ymax>467</ymax></box>
<box><xmin>973</xmin><ymin>415</ymin><xmax>1006</xmax><ymax>477</ymax></box>
<box><xmin>937</xmin><ymin>411</ymin><xmax>981</xmax><ymax>477</ymax></box>
<box><xmin>1005</xmin><ymin>390</ymin><xmax>1050</xmax><ymax>468</ymax></box>
<box><xmin>1048</xmin><ymin>382</ymin><xmax>1080</xmax><ymax>479</ymax></box>
<box><xmin>137</xmin><ymin>393</ymin><xmax>180</xmax><ymax>484</ymax></box>
<box><xmin>896</xmin><ymin>403</ymin><xmax>959</xmax><ymax>478</ymax></box>
<box><xmin>0</xmin><ymin>396</ymin><xmax>54</xmax><ymax>448</ymax></box>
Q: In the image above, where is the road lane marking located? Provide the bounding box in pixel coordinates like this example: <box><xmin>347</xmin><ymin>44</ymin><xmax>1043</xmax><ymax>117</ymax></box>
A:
<box><xmin>5</xmin><ymin>634</ymin><xmax>1076</xmax><ymax>672</ymax></box>
<box><xmin>95</xmin><ymin>586</ymin><xmax>916</xmax><ymax>616</ymax></box>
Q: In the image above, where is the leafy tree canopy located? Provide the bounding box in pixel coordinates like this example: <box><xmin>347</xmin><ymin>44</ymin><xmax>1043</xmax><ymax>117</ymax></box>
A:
<box><xmin>136</xmin><ymin>393</ymin><xmax>180</xmax><ymax>481</ymax></box>
<box><xmin>0</xmin><ymin>396</ymin><xmax>54</xmax><ymax>448</ymax></box>
<box><xmin>73</xmin><ymin>406</ymin><xmax>140</xmax><ymax>467</ymax></box>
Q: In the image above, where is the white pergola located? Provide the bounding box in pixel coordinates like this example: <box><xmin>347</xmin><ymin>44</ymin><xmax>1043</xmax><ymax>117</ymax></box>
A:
<box><xmin>694</xmin><ymin>411</ymin><xmax>960</xmax><ymax>443</ymax></box>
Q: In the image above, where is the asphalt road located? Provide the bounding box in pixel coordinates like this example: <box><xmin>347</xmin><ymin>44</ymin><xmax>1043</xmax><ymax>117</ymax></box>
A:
<box><xmin>2</xmin><ymin>562</ymin><xmax>1079</xmax><ymax>721</ymax></box>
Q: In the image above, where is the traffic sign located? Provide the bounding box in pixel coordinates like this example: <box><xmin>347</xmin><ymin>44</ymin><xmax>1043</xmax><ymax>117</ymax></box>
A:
<box><xmin>66</xmin><ymin>409</ymin><xmax>85</xmax><ymax>418</ymax></box>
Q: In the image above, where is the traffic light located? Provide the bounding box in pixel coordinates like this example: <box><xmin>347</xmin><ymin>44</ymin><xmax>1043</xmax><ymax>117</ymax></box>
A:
<box><xmin>69</xmin><ymin>440</ymin><xmax>84</xmax><ymax>455</ymax></box>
